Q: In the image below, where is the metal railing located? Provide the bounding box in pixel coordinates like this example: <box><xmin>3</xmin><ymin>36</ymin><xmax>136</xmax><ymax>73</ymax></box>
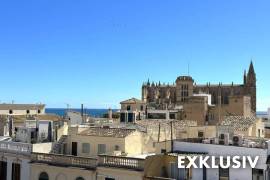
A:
<box><xmin>98</xmin><ymin>155</ymin><xmax>145</xmax><ymax>171</ymax></box>
<box><xmin>31</xmin><ymin>153</ymin><xmax>97</xmax><ymax>169</ymax></box>
<box><xmin>0</xmin><ymin>141</ymin><xmax>32</xmax><ymax>155</ymax></box>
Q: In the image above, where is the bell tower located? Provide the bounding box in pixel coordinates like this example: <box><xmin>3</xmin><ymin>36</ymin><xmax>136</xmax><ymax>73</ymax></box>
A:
<box><xmin>175</xmin><ymin>76</ymin><xmax>194</xmax><ymax>104</ymax></box>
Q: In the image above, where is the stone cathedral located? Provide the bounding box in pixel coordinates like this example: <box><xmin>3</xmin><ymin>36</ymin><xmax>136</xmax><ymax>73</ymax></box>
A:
<box><xmin>141</xmin><ymin>62</ymin><xmax>256</xmax><ymax>125</ymax></box>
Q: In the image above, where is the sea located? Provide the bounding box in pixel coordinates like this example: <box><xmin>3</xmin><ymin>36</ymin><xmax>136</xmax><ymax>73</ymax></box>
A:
<box><xmin>45</xmin><ymin>108</ymin><xmax>118</xmax><ymax>117</ymax></box>
<box><xmin>46</xmin><ymin>108</ymin><xmax>267</xmax><ymax>118</ymax></box>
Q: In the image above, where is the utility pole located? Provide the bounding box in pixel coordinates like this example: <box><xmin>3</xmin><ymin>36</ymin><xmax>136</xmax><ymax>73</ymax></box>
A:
<box><xmin>158</xmin><ymin>123</ymin><xmax>161</xmax><ymax>142</ymax></box>
<box><xmin>170</xmin><ymin>121</ymin><xmax>173</xmax><ymax>152</ymax></box>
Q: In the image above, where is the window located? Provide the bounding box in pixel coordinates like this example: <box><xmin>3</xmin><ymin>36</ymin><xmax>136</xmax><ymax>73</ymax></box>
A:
<box><xmin>114</xmin><ymin>145</ymin><xmax>120</xmax><ymax>151</ymax></box>
<box><xmin>169</xmin><ymin>113</ymin><xmax>176</xmax><ymax>119</ymax></box>
<box><xmin>161</xmin><ymin>149</ymin><xmax>166</xmax><ymax>153</ymax></box>
<box><xmin>98</xmin><ymin>144</ymin><xmax>106</xmax><ymax>154</ymax></box>
<box><xmin>258</xmin><ymin>129</ymin><xmax>261</xmax><ymax>137</ymax></box>
<box><xmin>12</xmin><ymin>163</ymin><xmax>20</xmax><ymax>180</ymax></box>
<box><xmin>209</xmin><ymin>114</ymin><xmax>215</xmax><ymax>121</ymax></box>
<box><xmin>82</xmin><ymin>143</ymin><xmax>90</xmax><ymax>154</ymax></box>
<box><xmin>26</xmin><ymin>110</ymin><xmax>30</xmax><ymax>114</ymax></box>
<box><xmin>140</xmin><ymin>105</ymin><xmax>144</xmax><ymax>111</ymax></box>
<box><xmin>9</xmin><ymin>110</ymin><xmax>13</xmax><ymax>114</ymax></box>
<box><xmin>126</xmin><ymin>105</ymin><xmax>131</xmax><ymax>111</ymax></box>
<box><xmin>128</xmin><ymin>113</ymin><xmax>134</xmax><ymax>122</ymax></box>
<box><xmin>39</xmin><ymin>172</ymin><xmax>49</xmax><ymax>180</ymax></box>
<box><xmin>219</xmin><ymin>167</ymin><xmax>229</xmax><ymax>180</ymax></box>
<box><xmin>120</xmin><ymin>113</ymin><xmax>126</xmax><ymax>123</ymax></box>
<box><xmin>105</xmin><ymin>178</ymin><xmax>115</xmax><ymax>180</ymax></box>
<box><xmin>224</xmin><ymin>96</ymin><xmax>229</xmax><ymax>104</ymax></box>
<box><xmin>252</xmin><ymin>169</ymin><xmax>263</xmax><ymax>180</ymax></box>
<box><xmin>38</xmin><ymin>109</ymin><xmax>41</xmax><ymax>114</ymax></box>
<box><xmin>0</xmin><ymin>161</ymin><xmax>7</xmax><ymax>180</ymax></box>
<box><xmin>72</xmin><ymin>142</ymin><xmax>78</xmax><ymax>156</ymax></box>
<box><xmin>76</xmin><ymin>177</ymin><xmax>84</xmax><ymax>180</ymax></box>
<box><xmin>198</xmin><ymin>131</ymin><xmax>204</xmax><ymax>138</ymax></box>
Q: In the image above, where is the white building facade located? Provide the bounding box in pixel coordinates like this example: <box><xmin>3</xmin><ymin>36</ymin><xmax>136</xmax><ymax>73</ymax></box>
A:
<box><xmin>0</xmin><ymin>140</ymin><xmax>32</xmax><ymax>180</ymax></box>
<box><xmin>173</xmin><ymin>141</ymin><xmax>270</xmax><ymax>180</ymax></box>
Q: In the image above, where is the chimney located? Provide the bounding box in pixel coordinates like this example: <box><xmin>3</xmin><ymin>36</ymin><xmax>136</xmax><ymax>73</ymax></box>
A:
<box><xmin>81</xmin><ymin>104</ymin><xmax>84</xmax><ymax>122</ymax></box>
<box><xmin>108</xmin><ymin>108</ymin><xmax>113</xmax><ymax>119</ymax></box>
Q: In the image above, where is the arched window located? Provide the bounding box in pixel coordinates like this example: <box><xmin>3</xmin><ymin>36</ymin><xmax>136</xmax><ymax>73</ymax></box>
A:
<box><xmin>76</xmin><ymin>177</ymin><xmax>85</xmax><ymax>180</ymax></box>
<box><xmin>39</xmin><ymin>172</ymin><xmax>49</xmax><ymax>180</ymax></box>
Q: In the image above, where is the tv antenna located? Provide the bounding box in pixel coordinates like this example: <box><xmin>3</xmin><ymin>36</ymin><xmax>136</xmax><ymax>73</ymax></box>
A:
<box><xmin>187</xmin><ymin>61</ymin><xmax>190</xmax><ymax>76</ymax></box>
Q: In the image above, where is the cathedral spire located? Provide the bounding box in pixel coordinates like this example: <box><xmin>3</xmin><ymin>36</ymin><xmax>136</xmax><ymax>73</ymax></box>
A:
<box><xmin>248</xmin><ymin>60</ymin><xmax>255</xmax><ymax>76</ymax></box>
<box><xmin>147</xmin><ymin>79</ymin><xmax>150</xmax><ymax>86</ymax></box>
<box><xmin>247</xmin><ymin>61</ymin><xmax>256</xmax><ymax>86</ymax></box>
<box><xmin>243</xmin><ymin>70</ymin><xmax>247</xmax><ymax>85</ymax></box>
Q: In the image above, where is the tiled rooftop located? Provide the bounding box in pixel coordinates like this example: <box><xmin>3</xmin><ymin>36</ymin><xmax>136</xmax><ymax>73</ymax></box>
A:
<box><xmin>120</xmin><ymin>98</ymin><xmax>144</xmax><ymax>104</ymax></box>
<box><xmin>12</xmin><ymin>114</ymin><xmax>62</xmax><ymax>122</ymax></box>
<box><xmin>0</xmin><ymin>104</ymin><xmax>45</xmax><ymax>110</ymax></box>
<box><xmin>79</xmin><ymin>127</ymin><xmax>136</xmax><ymax>138</ymax></box>
<box><xmin>221</xmin><ymin>116</ymin><xmax>256</xmax><ymax>131</ymax></box>
<box><xmin>136</xmin><ymin>119</ymin><xmax>197</xmax><ymax>129</ymax></box>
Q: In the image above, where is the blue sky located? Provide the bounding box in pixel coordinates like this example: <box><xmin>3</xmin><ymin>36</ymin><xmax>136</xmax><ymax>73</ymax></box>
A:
<box><xmin>0</xmin><ymin>0</ymin><xmax>269</xmax><ymax>110</ymax></box>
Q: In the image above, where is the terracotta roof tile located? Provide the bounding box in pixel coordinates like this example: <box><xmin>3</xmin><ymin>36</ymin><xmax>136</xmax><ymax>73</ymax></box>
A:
<box><xmin>79</xmin><ymin>127</ymin><xmax>136</xmax><ymax>138</ymax></box>
<box><xmin>221</xmin><ymin>116</ymin><xmax>256</xmax><ymax>131</ymax></box>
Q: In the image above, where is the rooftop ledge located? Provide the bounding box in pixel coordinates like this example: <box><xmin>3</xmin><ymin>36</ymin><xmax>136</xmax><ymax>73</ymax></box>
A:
<box><xmin>0</xmin><ymin>141</ymin><xmax>32</xmax><ymax>155</ymax></box>
<box><xmin>174</xmin><ymin>138</ymin><xmax>269</xmax><ymax>149</ymax></box>
<box><xmin>31</xmin><ymin>153</ymin><xmax>145</xmax><ymax>171</ymax></box>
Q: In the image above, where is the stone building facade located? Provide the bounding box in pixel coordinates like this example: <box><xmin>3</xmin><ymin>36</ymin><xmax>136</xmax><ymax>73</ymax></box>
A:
<box><xmin>141</xmin><ymin>62</ymin><xmax>256</xmax><ymax>125</ymax></box>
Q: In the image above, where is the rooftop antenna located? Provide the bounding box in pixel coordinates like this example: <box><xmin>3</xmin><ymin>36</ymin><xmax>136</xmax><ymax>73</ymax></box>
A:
<box><xmin>66</xmin><ymin>103</ymin><xmax>70</xmax><ymax>111</ymax></box>
<box><xmin>188</xmin><ymin>61</ymin><xmax>190</xmax><ymax>76</ymax></box>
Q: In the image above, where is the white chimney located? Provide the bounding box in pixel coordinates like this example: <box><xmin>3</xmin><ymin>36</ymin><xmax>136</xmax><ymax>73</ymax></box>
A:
<box><xmin>108</xmin><ymin>108</ymin><xmax>113</xmax><ymax>119</ymax></box>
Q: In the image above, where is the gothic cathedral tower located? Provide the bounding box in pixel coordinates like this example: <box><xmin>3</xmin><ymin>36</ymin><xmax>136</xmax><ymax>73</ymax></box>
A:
<box><xmin>245</xmin><ymin>61</ymin><xmax>256</xmax><ymax>113</ymax></box>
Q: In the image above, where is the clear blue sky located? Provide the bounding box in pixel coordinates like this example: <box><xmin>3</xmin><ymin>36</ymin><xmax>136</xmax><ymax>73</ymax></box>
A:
<box><xmin>0</xmin><ymin>0</ymin><xmax>269</xmax><ymax>110</ymax></box>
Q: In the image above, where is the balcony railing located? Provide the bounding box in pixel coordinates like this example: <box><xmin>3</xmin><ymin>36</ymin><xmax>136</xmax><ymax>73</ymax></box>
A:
<box><xmin>31</xmin><ymin>153</ymin><xmax>145</xmax><ymax>171</ymax></box>
<box><xmin>0</xmin><ymin>141</ymin><xmax>32</xmax><ymax>155</ymax></box>
<box><xmin>98</xmin><ymin>155</ymin><xmax>145</xmax><ymax>171</ymax></box>
<box><xmin>31</xmin><ymin>153</ymin><xmax>97</xmax><ymax>169</ymax></box>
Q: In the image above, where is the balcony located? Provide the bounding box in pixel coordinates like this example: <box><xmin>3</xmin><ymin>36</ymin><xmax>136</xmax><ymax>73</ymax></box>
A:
<box><xmin>0</xmin><ymin>141</ymin><xmax>32</xmax><ymax>155</ymax></box>
<box><xmin>31</xmin><ymin>153</ymin><xmax>145</xmax><ymax>171</ymax></box>
<box><xmin>98</xmin><ymin>155</ymin><xmax>145</xmax><ymax>171</ymax></box>
<box><xmin>31</xmin><ymin>153</ymin><xmax>97</xmax><ymax>169</ymax></box>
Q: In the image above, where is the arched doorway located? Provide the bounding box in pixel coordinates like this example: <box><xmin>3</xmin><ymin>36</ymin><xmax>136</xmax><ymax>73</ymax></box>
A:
<box><xmin>76</xmin><ymin>177</ymin><xmax>85</xmax><ymax>180</ymax></box>
<box><xmin>39</xmin><ymin>172</ymin><xmax>49</xmax><ymax>180</ymax></box>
